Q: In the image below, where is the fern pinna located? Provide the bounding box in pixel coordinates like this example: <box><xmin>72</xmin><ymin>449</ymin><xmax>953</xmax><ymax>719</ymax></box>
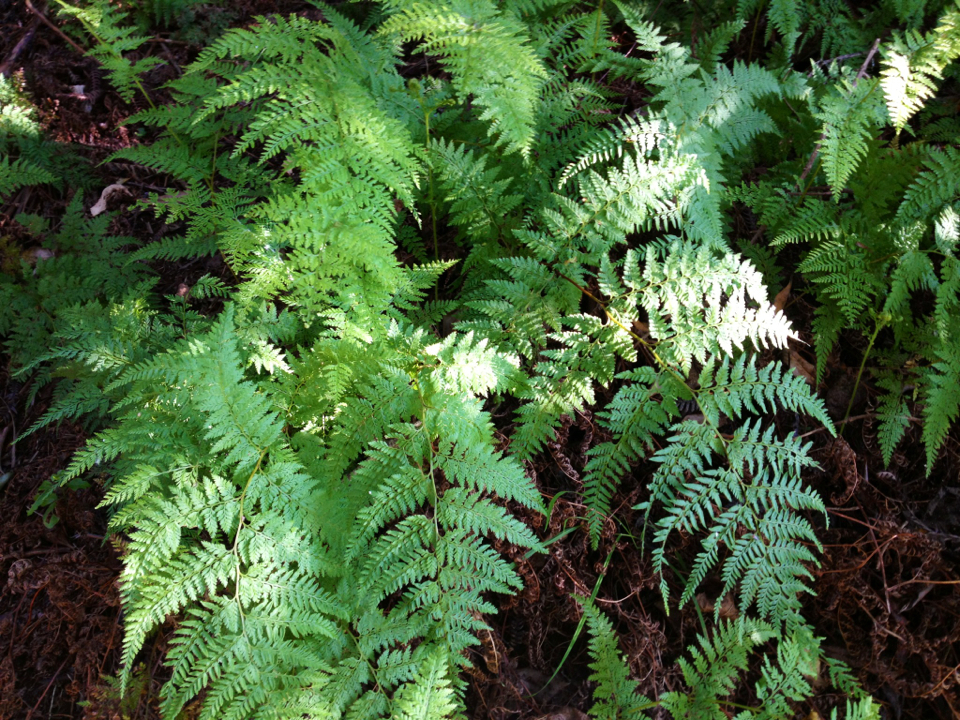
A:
<box><xmin>28</xmin><ymin>0</ymin><xmax>960</xmax><ymax>717</ymax></box>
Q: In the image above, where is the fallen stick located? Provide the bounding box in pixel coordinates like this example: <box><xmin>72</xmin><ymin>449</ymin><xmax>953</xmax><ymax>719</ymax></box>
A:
<box><xmin>0</xmin><ymin>15</ymin><xmax>41</xmax><ymax>77</ymax></box>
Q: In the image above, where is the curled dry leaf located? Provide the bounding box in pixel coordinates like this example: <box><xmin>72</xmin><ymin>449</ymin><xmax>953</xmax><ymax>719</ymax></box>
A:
<box><xmin>718</xmin><ymin>593</ymin><xmax>739</xmax><ymax>620</ymax></box>
<box><xmin>535</xmin><ymin>708</ymin><xmax>589</xmax><ymax>720</ymax></box>
<box><xmin>89</xmin><ymin>183</ymin><xmax>130</xmax><ymax>217</ymax></box>
<box><xmin>830</xmin><ymin>436</ymin><xmax>860</xmax><ymax>506</ymax></box>
<box><xmin>773</xmin><ymin>279</ymin><xmax>792</xmax><ymax>313</ymax></box>
<box><xmin>696</xmin><ymin>592</ymin><xmax>739</xmax><ymax>620</ymax></box>
<box><xmin>20</xmin><ymin>247</ymin><xmax>54</xmax><ymax>264</ymax></box>
<box><xmin>790</xmin><ymin>348</ymin><xmax>816</xmax><ymax>387</ymax></box>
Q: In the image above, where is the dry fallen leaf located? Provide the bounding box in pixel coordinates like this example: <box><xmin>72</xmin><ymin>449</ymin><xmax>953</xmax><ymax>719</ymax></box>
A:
<box><xmin>773</xmin><ymin>279</ymin><xmax>792</xmax><ymax>312</ymax></box>
<box><xmin>789</xmin><ymin>349</ymin><xmax>816</xmax><ymax>387</ymax></box>
<box><xmin>20</xmin><ymin>247</ymin><xmax>54</xmax><ymax>264</ymax></box>
<box><xmin>535</xmin><ymin>708</ymin><xmax>589</xmax><ymax>720</ymax></box>
<box><xmin>90</xmin><ymin>183</ymin><xmax>130</xmax><ymax>216</ymax></box>
<box><xmin>830</xmin><ymin>436</ymin><xmax>860</xmax><ymax>505</ymax></box>
<box><xmin>718</xmin><ymin>593</ymin><xmax>739</xmax><ymax>620</ymax></box>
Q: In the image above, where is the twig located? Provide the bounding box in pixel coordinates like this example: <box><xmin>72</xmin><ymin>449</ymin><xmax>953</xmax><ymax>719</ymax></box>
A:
<box><xmin>24</xmin><ymin>657</ymin><xmax>67</xmax><ymax>720</ymax></box>
<box><xmin>811</xmin><ymin>51</ymin><xmax>866</xmax><ymax>73</ymax></box>
<box><xmin>14</xmin><ymin>547</ymin><xmax>73</xmax><ymax>558</ymax></box>
<box><xmin>796</xmin><ymin>136</ymin><xmax>824</xmax><ymax>188</ymax></box>
<box><xmin>854</xmin><ymin>39</ymin><xmax>882</xmax><ymax>85</ymax></box>
<box><xmin>0</xmin><ymin>14</ymin><xmax>41</xmax><ymax>77</ymax></box>
<box><xmin>796</xmin><ymin>39</ymin><xmax>881</xmax><ymax>189</ymax></box>
<box><xmin>857</xmin><ymin>491</ymin><xmax>894</xmax><ymax>616</ymax></box>
<box><xmin>24</xmin><ymin>0</ymin><xmax>87</xmax><ymax>56</ymax></box>
<box><xmin>797</xmin><ymin>413</ymin><xmax>873</xmax><ymax>438</ymax></box>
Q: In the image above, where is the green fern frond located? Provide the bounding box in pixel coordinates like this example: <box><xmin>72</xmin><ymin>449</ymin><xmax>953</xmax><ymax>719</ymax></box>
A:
<box><xmin>874</xmin><ymin>373</ymin><xmax>911</xmax><ymax>466</ymax></box>
<box><xmin>881</xmin><ymin>31</ymin><xmax>944</xmax><ymax>134</ymax></box>
<box><xmin>380</xmin><ymin>0</ymin><xmax>547</xmax><ymax>155</ymax></box>
<box><xmin>581</xmin><ymin>601</ymin><xmax>652</xmax><ymax>720</ymax></box>
<box><xmin>391</xmin><ymin>651</ymin><xmax>457</xmax><ymax>720</ymax></box>
<box><xmin>897</xmin><ymin>147</ymin><xmax>960</xmax><ymax>224</ymax></box>
<box><xmin>0</xmin><ymin>156</ymin><xmax>55</xmax><ymax>196</ymax></box>
<box><xmin>55</xmin><ymin>0</ymin><xmax>162</xmax><ymax>103</ymax></box>
<box><xmin>634</xmin><ymin>241</ymin><xmax>795</xmax><ymax>372</ymax></box>
<box><xmin>921</xmin><ymin>319</ymin><xmax>960</xmax><ymax>473</ymax></box>
<box><xmin>583</xmin><ymin>367</ymin><xmax>673</xmax><ymax>545</ymax></box>
<box><xmin>660</xmin><ymin>618</ymin><xmax>775</xmax><ymax>720</ymax></box>
<box><xmin>816</xmin><ymin>78</ymin><xmax>886</xmax><ymax>200</ymax></box>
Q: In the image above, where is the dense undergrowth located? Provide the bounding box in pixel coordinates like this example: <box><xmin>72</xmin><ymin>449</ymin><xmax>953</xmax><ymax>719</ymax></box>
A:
<box><xmin>1</xmin><ymin>0</ymin><xmax>959</xmax><ymax>718</ymax></box>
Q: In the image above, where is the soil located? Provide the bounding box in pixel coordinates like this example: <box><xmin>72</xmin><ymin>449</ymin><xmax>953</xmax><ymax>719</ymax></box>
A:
<box><xmin>0</xmin><ymin>2</ymin><xmax>958</xmax><ymax>719</ymax></box>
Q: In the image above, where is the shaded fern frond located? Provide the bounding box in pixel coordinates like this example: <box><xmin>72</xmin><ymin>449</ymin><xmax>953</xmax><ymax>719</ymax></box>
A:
<box><xmin>581</xmin><ymin>601</ymin><xmax>652</xmax><ymax>720</ymax></box>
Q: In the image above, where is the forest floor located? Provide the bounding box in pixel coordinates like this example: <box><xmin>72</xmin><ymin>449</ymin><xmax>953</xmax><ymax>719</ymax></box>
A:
<box><xmin>0</xmin><ymin>1</ymin><xmax>958</xmax><ymax>718</ymax></box>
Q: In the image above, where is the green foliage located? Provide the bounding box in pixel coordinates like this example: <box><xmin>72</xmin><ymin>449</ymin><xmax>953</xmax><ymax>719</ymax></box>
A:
<box><xmin>660</xmin><ymin>618</ymin><xmax>776</xmax><ymax>720</ymax></box>
<box><xmin>379</xmin><ymin>0</ymin><xmax>547</xmax><ymax>156</ymax></box>
<box><xmin>641</xmin><ymin>356</ymin><xmax>831</xmax><ymax>631</ymax></box>
<box><xmin>581</xmin><ymin>601</ymin><xmax>652</xmax><ymax>719</ymax></box>
<box><xmin>56</xmin><ymin>0</ymin><xmax>162</xmax><ymax>103</ymax></box>
<box><xmin>816</xmin><ymin>76</ymin><xmax>888</xmax><ymax>200</ymax></box>
<box><xmin>11</xmin><ymin>0</ymin><xmax>960</xmax><ymax>717</ymax></box>
<box><xmin>0</xmin><ymin>195</ymin><xmax>154</xmax><ymax>408</ymax></box>
<box><xmin>881</xmin><ymin>1</ymin><xmax>960</xmax><ymax>134</ymax></box>
<box><xmin>0</xmin><ymin>75</ymin><xmax>80</xmax><ymax>197</ymax></box>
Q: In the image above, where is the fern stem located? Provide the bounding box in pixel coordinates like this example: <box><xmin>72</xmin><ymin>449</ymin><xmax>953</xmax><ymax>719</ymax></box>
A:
<box><xmin>232</xmin><ymin>449</ymin><xmax>267</xmax><ymax>554</ymax></box>
<box><xmin>207</xmin><ymin>129</ymin><xmax>220</xmax><ymax>194</ymax></box>
<box><xmin>556</xmin><ymin>269</ymin><xmax>729</xmax><ymax>452</ymax></box>
<box><xmin>421</xmin><ymin>99</ymin><xmax>440</xmax><ymax>267</ymax></box>
<box><xmin>747</xmin><ymin>0</ymin><xmax>765</xmax><ymax>64</ymax></box>
<box><xmin>720</xmin><ymin>700</ymin><xmax>763</xmax><ymax>712</ymax></box>
<box><xmin>841</xmin><ymin>315</ymin><xmax>885</xmax><ymax>432</ymax></box>
<box><xmin>556</xmin><ymin>271</ymin><xmax>657</xmax><ymax>356</ymax></box>
<box><xmin>25</xmin><ymin>0</ymin><xmax>85</xmax><ymax>54</ymax></box>
<box><xmin>590</xmin><ymin>0</ymin><xmax>606</xmax><ymax>59</ymax></box>
<box><xmin>344</xmin><ymin>624</ymin><xmax>391</xmax><ymax>709</ymax></box>
<box><xmin>532</xmin><ymin>547</ymin><xmax>614</xmax><ymax>697</ymax></box>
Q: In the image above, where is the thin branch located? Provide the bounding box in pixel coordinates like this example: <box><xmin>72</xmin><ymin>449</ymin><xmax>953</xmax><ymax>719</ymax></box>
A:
<box><xmin>24</xmin><ymin>0</ymin><xmax>86</xmax><ymax>55</ymax></box>
<box><xmin>854</xmin><ymin>39</ymin><xmax>882</xmax><ymax>86</ymax></box>
<box><xmin>0</xmin><ymin>14</ymin><xmax>41</xmax><ymax>77</ymax></box>
<box><xmin>796</xmin><ymin>39</ymin><xmax>881</xmax><ymax>189</ymax></box>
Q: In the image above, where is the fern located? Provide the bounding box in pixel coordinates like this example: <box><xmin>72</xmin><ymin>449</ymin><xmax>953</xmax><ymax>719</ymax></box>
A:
<box><xmin>874</xmin><ymin>373</ymin><xmax>912</xmax><ymax>466</ymax></box>
<box><xmin>379</xmin><ymin>0</ymin><xmax>547</xmax><ymax>156</ymax></box>
<box><xmin>660</xmin><ymin>618</ymin><xmax>775</xmax><ymax>720</ymax></box>
<box><xmin>816</xmin><ymin>77</ymin><xmax>887</xmax><ymax>200</ymax></box>
<box><xmin>921</xmin><ymin>319</ymin><xmax>960</xmax><ymax>472</ymax></box>
<box><xmin>641</xmin><ymin>357</ymin><xmax>831</xmax><ymax>630</ymax></box>
<box><xmin>0</xmin><ymin>156</ymin><xmax>55</xmax><ymax>197</ymax></box>
<box><xmin>881</xmin><ymin>1</ymin><xmax>960</xmax><ymax>134</ymax></box>
<box><xmin>7</xmin><ymin>2</ymin><xmax>923</xmax><ymax>718</ymax></box>
<box><xmin>581</xmin><ymin>601</ymin><xmax>652</xmax><ymax>719</ymax></box>
<box><xmin>0</xmin><ymin>75</ymin><xmax>65</xmax><ymax>196</ymax></box>
<box><xmin>56</xmin><ymin>0</ymin><xmax>163</xmax><ymax>103</ymax></box>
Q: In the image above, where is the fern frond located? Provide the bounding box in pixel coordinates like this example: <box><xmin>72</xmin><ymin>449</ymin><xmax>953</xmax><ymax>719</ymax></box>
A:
<box><xmin>0</xmin><ymin>156</ymin><xmax>55</xmax><ymax>196</ymax></box>
<box><xmin>55</xmin><ymin>0</ymin><xmax>162</xmax><ymax>103</ymax></box>
<box><xmin>660</xmin><ymin>618</ymin><xmax>775</xmax><ymax>720</ymax></box>
<box><xmin>897</xmin><ymin>147</ymin><xmax>960</xmax><ymax>225</ymax></box>
<box><xmin>816</xmin><ymin>78</ymin><xmax>886</xmax><ymax>200</ymax></box>
<box><xmin>921</xmin><ymin>320</ymin><xmax>960</xmax><ymax>473</ymax></box>
<box><xmin>583</xmin><ymin>367</ymin><xmax>673</xmax><ymax>545</ymax></box>
<box><xmin>581</xmin><ymin>601</ymin><xmax>652</xmax><ymax>720</ymax></box>
<box><xmin>634</xmin><ymin>241</ymin><xmax>795</xmax><ymax>372</ymax></box>
<box><xmin>380</xmin><ymin>0</ymin><xmax>547</xmax><ymax>155</ymax></box>
<box><xmin>391</xmin><ymin>651</ymin><xmax>457</xmax><ymax>720</ymax></box>
<box><xmin>881</xmin><ymin>31</ymin><xmax>944</xmax><ymax>134</ymax></box>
